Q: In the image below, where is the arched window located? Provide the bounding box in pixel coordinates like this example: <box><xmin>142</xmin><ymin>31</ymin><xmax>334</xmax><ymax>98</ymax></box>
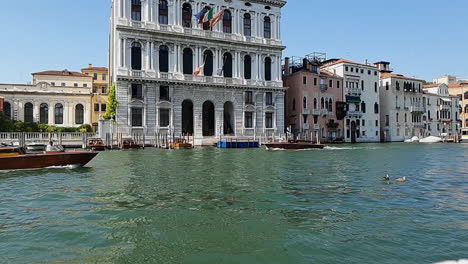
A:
<box><xmin>303</xmin><ymin>97</ymin><xmax>307</xmax><ymax>109</ymax></box>
<box><xmin>374</xmin><ymin>103</ymin><xmax>379</xmax><ymax>114</ymax></box>
<box><xmin>405</xmin><ymin>113</ymin><xmax>408</xmax><ymax>122</ymax></box>
<box><xmin>396</xmin><ymin>113</ymin><xmax>399</xmax><ymax>122</ymax></box>
<box><xmin>182</xmin><ymin>3</ymin><xmax>192</xmax><ymax>28</ymax></box>
<box><xmin>223</xmin><ymin>52</ymin><xmax>233</xmax><ymax>78</ymax></box>
<box><xmin>40</xmin><ymin>103</ymin><xmax>48</xmax><ymax>124</ymax></box>
<box><xmin>374</xmin><ymin>82</ymin><xmax>378</xmax><ymax>92</ymax></box>
<box><xmin>243</xmin><ymin>13</ymin><xmax>251</xmax><ymax>36</ymax></box>
<box><xmin>321</xmin><ymin>97</ymin><xmax>325</xmax><ymax>109</ymax></box>
<box><xmin>159</xmin><ymin>45</ymin><xmax>169</xmax><ymax>73</ymax></box>
<box><xmin>131</xmin><ymin>0</ymin><xmax>142</xmax><ymax>21</ymax></box>
<box><xmin>203</xmin><ymin>50</ymin><xmax>214</xmax><ymax>76</ymax></box>
<box><xmin>131</xmin><ymin>42</ymin><xmax>142</xmax><ymax>70</ymax></box>
<box><xmin>75</xmin><ymin>104</ymin><xmax>84</xmax><ymax>125</ymax></box>
<box><xmin>223</xmin><ymin>10</ymin><xmax>232</xmax><ymax>33</ymax></box>
<box><xmin>24</xmin><ymin>103</ymin><xmax>33</xmax><ymax>123</ymax></box>
<box><xmin>325</xmin><ymin>100</ymin><xmax>329</xmax><ymax>111</ymax></box>
<box><xmin>159</xmin><ymin>0</ymin><xmax>169</xmax><ymax>24</ymax></box>
<box><xmin>183</xmin><ymin>48</ymin><xmax>193</xmax><ymax>75</ymax></box>
<box><xmin>55</xmin><ymin>103</ymin><xmax>64</xmax><ymax>125</ymax></box>
<box><xmin>264</xmin><ymin>16</ymin><xmax>271</xmax><ymax>39</ymax></box>
<box><xmin>3</xmin><ymin>101</ymin><xmax>11</xmax><ymax>119</ymax></box>
<box><xmin>244</xmin><ymin>55</ymin><xmax>252</xmax><ymax>79</ymax></box>
<box><xmin>264</xmin><ymin>57</ymin><xmax>272</xmax><ymax>81</ymax></box>
<box><xmin>329</xmin><ymin>99</ymin><xmax>333</xmax><ymax>112</ymax></box>
<box><xmin>313</xmin><ymin>98</ymin><xmax>317</xmax><ymax>109</ymax></box>
<box><xmin>361</xmin><ymin>102</ymin><xmax>366</xmax><ymax>113</ymax></box>
<box><xmin>361</xmin><ymin>80</ymin><xmax>364</xmax><ymax>91</ymax></box>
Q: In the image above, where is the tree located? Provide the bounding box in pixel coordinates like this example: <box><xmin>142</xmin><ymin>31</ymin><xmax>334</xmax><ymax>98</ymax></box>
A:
<box><xmin>104</xmin><ymin>83</ymin><xmax>118</xmax><ymax>121</ymax></box>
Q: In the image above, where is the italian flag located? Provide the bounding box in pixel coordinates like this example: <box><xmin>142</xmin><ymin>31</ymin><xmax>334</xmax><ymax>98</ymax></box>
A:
<box><xmin>202</xmin><ymin>8</ymin><xmax>214</xmax><ymax>24</ymax></box>
<box><xmin>194</xmin><ymin>64</ymin><xmax>204</xmax><ymax>76</ymax></box>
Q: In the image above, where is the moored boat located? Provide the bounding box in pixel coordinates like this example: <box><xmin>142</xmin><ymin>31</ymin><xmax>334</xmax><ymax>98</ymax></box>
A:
<box><xmin>265</xmin><ymin>141</ymin><xmax>324</xmax><ymax>150</ymax></box>
<box><xmin>171</xmin><ymin>138</ymin><xmax>192</xmax><ymax>149</ymax></box>
<box><xmin>119</xmin><ymin>137</ymin><xmax>141</xmax><ymax>150</ymax></box>
<box><xmin>0</xmin><ymin>147</ymin><xmax>98</xmax><ymax>170</ymax></box>
<box><xmin>87</xmin><ymin>137</ymin><xmax>106</xmax><ymax>151</ymax></box>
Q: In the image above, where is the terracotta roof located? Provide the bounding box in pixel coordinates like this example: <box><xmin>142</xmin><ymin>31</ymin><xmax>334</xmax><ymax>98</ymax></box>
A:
<box><xmin>320</xmin><ymin>69</ymin><xmax>341</xmax><ymax>78</ymax></box>
<box><xmin>32</xmin><ymin>70</ymin><xmax>90</xmax><ymax>78</ymax></box>
<box><xmin>81</xmin><ymin>67</ymin><xmax>108</xmax><ymax>72</ymax></box>
<box><xmin>448</xmin><ymin>83</ymin><xmax>468</xmax><ymax>88</ymax></box>
<box><xmin>381</xmin><ymin>73</ymin><xmax>424</xmax><ymax>82</ymax></box>
<box><xmin>423</xmin><ymin>83</ymin><xmax>442</xmax><ymax>88</ymax></box>
<box><xmin>322</xmin><ymin>58</ymin><xmax>376</xmax><ymax>68</ymax></box>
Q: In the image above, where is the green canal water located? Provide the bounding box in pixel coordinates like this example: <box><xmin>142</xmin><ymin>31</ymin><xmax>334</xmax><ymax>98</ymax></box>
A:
<box><xmin>0</xmin><ymin>144</ymin><xmax>467</xmax><ymax>263</ymax></box>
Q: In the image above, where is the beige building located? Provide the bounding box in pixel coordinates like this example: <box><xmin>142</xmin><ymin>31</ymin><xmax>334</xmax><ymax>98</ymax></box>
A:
<box><xmin>447</xmin><ymin>82</ymin><xmax>468</xmax><ymax>128</ymax></box>
<box><xmin>0</xmin><ymin>70</ymin><xmax>93</xmax><ymax>127</ymax></box>
<box><xmin>433</xmin><ymin>75</ymin><xmax>457</xmax><ymax>85</ymax></box>
<box><xmin>81</xmin><ymin>64</ymin><xmax>109</xmax><ymax>131</ymax></box>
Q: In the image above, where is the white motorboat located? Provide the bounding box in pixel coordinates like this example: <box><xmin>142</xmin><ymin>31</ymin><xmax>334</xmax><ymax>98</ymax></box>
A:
<box><xmin>419</xmin><ymin>136</ymin><xmax>443</xmax><ymax>143</ymax></box>
<box><xmin>404</xmin><ymin>136</ymin><xmax>420</xmax><ymax>143</ymax></box>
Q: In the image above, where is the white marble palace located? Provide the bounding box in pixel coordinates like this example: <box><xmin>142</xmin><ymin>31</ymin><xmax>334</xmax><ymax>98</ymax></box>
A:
<box><xmin>109</xmin><ymin>0</ymin><xmax>287</xmax><ymax>145</ymax></box>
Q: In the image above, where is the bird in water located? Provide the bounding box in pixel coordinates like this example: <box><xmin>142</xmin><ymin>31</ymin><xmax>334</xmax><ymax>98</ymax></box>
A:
<box><xmin>384</xmin><ymin>174</ymin><xmax>390</xmax><ymax>181</ymax></box>
<box><xmin>396</xmin><ymin>176</ymin><xmax>407</xmax><ymax>183</ymax></box>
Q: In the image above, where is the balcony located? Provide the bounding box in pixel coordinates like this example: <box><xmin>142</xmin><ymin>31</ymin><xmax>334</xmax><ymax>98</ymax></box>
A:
<box><xmin>410</xmin><ymin>106</ymin><xmax>425</xmax><ymax>112</ymax></box>
<box><xmin>118</xmin><ymin>68</ymin><xmax>283</xmax><ymax>88</ymax></box>
<box><xmin>321</xmin><ymin>109</ymin><xmax>330</xmax><ymax>116</ymax></box>
<box><xmin>303</xmin><ymin>123</ymin><xmax>310</xmax><ymax>130</ymax></box>
<box><xmin>348</xmin><ymin>110</ymin><xmax>363</xmax><ymax>117</ymax></box>
<box><xmin>347</xmin><ymin>88</ymin><xmax>362</xmax><ymax>95</ymax></box>
<box><xmin>320</xmin><ymin>84</ymin><xmax>328</xmax><ymax>91</ymax></box>
<box><xmin>245</xmin><ymin>100</ymin><xmax>255</xmax><ymax>106</ymax></box>
<box><xmin>131</xmin><ymin>70</ymin><xmax>143</xmax><ymax>77</ymax></box>
<box><xmin>303</xmin><ymin>108</ymin><xmax>311</xmax><ymax>115</ymax></box>
<box><xmin>118</xmin><ymin>19</ymin><xmax>282</xmax><ymax>46</ymax></box>
<box><xmin>312</xmin><ymin>109</ymin><xmax>320</xmax><ymax>115</ymax></box>
<box><xmin>313</xmin><ymin>124</ymin><xmax>320</xmax><ymax>130</ymax></box>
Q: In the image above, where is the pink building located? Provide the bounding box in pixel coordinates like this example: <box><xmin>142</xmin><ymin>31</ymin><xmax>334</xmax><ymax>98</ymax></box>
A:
<box><xmin>0</xmin><ymin>97</ymin><xmax>3</xmax><ymax>114</ymax></box>
<box><xmin>283</xmin><ymin>57</ymin><xmax>346</xmax><ymax>143</ymax></box>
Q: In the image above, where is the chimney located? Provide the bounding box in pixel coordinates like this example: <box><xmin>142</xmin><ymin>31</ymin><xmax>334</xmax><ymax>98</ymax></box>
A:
<box><xmin>284</xmin><ymin>57</ymin><xmax>290</xmax><ymax>76</ymax></box>
<box><xmin>365</xmin><ymin>59</ymin><xmax>368</xmax><ymax>65</ymax></box>
<box><xmin>88</xmin><ymin>64</ymin><xmax>93</xmax><ymax>68</ymax></box>
<box><xmin>303</xmin><ymin>58</ymin><xmax>308</xmax><ymax>70</ymax></box>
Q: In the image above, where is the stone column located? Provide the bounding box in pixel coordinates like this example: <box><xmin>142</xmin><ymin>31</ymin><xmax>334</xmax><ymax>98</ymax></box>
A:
<box><xmin>169</xmin><ymin>0</ymin><xmax>175</xmax><ymax>25</ymax></box>
<box><xmin>194</xmin><ymin>106</ymin><xmax>203</xmax><ymax>138</ymax></box>
<box><xmin>154</xmin><ymin>0</ymin><xmax>159</xmax><ymax>26</ymax></box>
<box><xmin>154</xmin><ymin>42</ymin><xmax>159</xmax><ymax>74</ymax></box>
<box><xmin>170</xmin><ymin>45</ymin><xmax>176</xmax><ymax>73</ymax></box>
<box><xmin>48</xmin><ymin>103</ymin><xmax>54</xmax><ymax>125</ymax></box>
<box><xmin>125</xmin><ymin>0</ymin><xmax>131</xmax><ymax>20</ymax></box>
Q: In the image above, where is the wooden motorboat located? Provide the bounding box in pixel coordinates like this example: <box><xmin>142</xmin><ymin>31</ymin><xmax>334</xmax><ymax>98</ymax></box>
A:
<box><xmin>265</xmin><ymin>140</ymin><xmax>324</xmax><ymax>150</ymax></box>
<box><xmin>119</xmin><ymin>137</ymin><xmax>140</xmax><ymax>150</ymax></box>
<box><xmin>0</xmin><ymin>147</ymin><xmax>98</xmax><ymax>170</ymax></box>
<box><xmin>87</xmin><ymin>138</ymin><xmax>106</xmax><ymax>151</ymax></box>
<box><xmin>171</xmin><ymin>138</ymin><xmax>192</xmax><ymax>149</ymax></box>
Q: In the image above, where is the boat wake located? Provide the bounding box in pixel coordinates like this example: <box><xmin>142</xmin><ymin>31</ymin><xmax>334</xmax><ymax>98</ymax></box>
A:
<box><xmin>324</xmin><ymin>146</ymin><xmax>381</xmax><ymax>150</ymax></box>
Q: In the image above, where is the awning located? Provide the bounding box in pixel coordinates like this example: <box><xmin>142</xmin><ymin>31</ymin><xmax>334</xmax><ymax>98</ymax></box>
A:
<box><xmin>441</xmin><ymin>98</ymin><xmax>451</xmax><ymax>102</ymax></box>
<box><xmin>346</xmin><ymin>95</ymin><xmax>361</xmax><ymax>103</ymax></box>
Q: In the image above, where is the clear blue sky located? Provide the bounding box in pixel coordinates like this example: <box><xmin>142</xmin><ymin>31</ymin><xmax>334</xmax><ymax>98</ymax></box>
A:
<box><xmin>1</xmin><ymin>0</ymin><xmax>467</xmax><ymax>83</ymax></box>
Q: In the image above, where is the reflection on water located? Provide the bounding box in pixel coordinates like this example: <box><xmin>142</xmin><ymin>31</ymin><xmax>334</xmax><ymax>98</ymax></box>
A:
<box><xmin>0</xmin><ymin>144</ymin><xmax>467</xmax><ymax>263</ymax></box>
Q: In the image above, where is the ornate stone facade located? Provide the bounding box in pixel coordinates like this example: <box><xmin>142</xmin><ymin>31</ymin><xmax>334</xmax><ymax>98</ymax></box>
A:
<box><xmin>109</xmin><ymin>0</ymin><xmax>287</xmax><ymax>145</ymax></box>
<box><xmin>0</xmin><ymin>71</ymin><xmax>92</xmax><ymax>127</ymax></box>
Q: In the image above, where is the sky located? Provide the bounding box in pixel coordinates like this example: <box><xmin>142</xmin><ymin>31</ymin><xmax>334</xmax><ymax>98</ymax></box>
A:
<box><xmin>0</xmin><ymin>0</ymin><xmax>467</xmax><ymax>84</ymax></box>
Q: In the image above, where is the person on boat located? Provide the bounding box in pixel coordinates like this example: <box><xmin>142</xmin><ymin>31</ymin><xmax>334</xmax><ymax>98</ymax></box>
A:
<box><xmin>46</xmin><ymin>141</ymin><xmax>64</xmax><ymax>152</ymax></box>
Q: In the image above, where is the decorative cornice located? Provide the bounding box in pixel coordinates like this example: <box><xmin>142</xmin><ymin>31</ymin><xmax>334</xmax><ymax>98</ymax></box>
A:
<box><xmin>249</xmin><ymin>0</ymin><xmax>287</xmax><ymax>8</ymax></box>
<box><xmin>116</xmin><ymin>75</ymin><xmax>287</xmax><ymax>92</ymax></box>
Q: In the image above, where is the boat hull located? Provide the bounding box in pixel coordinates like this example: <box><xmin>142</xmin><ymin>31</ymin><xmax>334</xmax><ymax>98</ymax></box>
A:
<box><xmin>265</xmin><ymin>143</ymin><xmax>325</xmax><ymax>150</ymax></box>
<box><xmin>0</xmin><ymin>152</ymin><xmax>98</xmax><ymax>170</ymax></box>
